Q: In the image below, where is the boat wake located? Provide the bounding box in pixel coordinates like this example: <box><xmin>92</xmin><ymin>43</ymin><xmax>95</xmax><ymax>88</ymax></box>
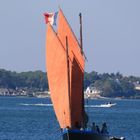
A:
<box><xmin>20</xmin><ymin>103</ymin><xmax>53</xmax><ymax>107</ymax></box>
<box><xmin>85</xmin><ymin>103</ymin><xmax>116</xmax><ymax>108</ymax></box>
<box><xmin>85</xmin><ymin>105</ymin><xmax>103</xmax><ymax>108</ymax></box>
<box><xmin>20</xmin><ymin>103</ymin><xmax>116</xmax><ymax>108</ymax></box>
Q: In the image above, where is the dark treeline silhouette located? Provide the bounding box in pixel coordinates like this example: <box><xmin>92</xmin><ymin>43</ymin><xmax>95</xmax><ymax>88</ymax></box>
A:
<box><xmin>0</xmin><ymin>69</ymin><xmax>48</xmax><ymax>91</ymax></box>
<box><xmin>0</xmin><ymin>69</ymin><xmax>140</xmax><ymax>98</ymax></box>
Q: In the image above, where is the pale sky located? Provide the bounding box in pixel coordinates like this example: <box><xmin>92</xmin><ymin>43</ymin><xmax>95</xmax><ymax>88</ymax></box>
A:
<box><xmin>0</xmin><ymin>0</ymin><xmax>140</xmax><ymax>76</ymax></box>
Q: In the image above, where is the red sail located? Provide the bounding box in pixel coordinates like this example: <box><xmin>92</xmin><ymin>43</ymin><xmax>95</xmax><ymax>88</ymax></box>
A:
<box><xmin>46</xmin><ymin>24</ymin><xmax>71</xmax><ymax>128</ymax></box>
<box><xmin>57</xmin><ymin>9</ymin><xmax>85</xmax><ymax>128</ymax></box>
<box><xmin>45</xmin><ymin>9</ymin><xmax>85</xmax><ymax>129</ymax></box>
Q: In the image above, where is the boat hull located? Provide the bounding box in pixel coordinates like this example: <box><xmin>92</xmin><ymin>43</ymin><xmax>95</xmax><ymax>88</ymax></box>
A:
<box><xmin>63</xmin><ymin>129</ymin><xmax>109</xmax><ymax>140</ymax></box>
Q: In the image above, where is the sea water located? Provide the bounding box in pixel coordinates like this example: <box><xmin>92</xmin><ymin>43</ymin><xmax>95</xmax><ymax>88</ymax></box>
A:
<box><xmin>0</xmin><ymin>96</ymin><xmax>139</xmax><ymax>140</ymax></box>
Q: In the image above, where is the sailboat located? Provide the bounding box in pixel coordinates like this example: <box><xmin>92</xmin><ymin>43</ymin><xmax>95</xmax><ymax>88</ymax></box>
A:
<box><xmin>44</xmin><ymin>9</ymin><xmax>124</xmax><ymax>140</ymax></box>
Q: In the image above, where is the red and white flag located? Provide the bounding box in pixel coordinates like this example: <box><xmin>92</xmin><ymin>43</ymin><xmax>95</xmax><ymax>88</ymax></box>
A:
<box><xmin>44</xmin><ymin>12</ymin><xmax>58</xmax><ymax>25</ymax></box>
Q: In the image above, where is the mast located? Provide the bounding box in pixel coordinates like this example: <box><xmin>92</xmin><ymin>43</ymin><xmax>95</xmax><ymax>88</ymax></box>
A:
<box><xmin>79</xmin><ymin>13</ymin><xmax>83</xmax><ymax>54</ymax></box>
<box><xmin>66</xmin><ymin>36</ymin><xmax>72</xmax><ymax>127</ymax></box>
<box><xmin>79</xmin><ymin>12</ymin><xmax>88</xmax><ymax>128</ymax></box>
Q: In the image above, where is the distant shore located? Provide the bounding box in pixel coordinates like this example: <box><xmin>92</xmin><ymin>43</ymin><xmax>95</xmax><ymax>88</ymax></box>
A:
<box><xmin>1</xmin><ymin>69</ymin><xmax>140</xmax><ymax>99</ymax></box>
<box><xmin>0</xmin><ymin>93</ymin><xmax>140</xmax><ymax>100</ymax></box>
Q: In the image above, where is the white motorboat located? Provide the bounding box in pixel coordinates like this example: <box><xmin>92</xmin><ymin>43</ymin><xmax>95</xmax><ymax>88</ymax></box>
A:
<box><xmin>100</xmin><ymin>102</ymin><xmax>116</xmax><ymax>108</ymax></box>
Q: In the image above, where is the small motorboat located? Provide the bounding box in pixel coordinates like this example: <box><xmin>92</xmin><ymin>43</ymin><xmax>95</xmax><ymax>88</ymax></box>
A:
<box><xmin>100</xmin><ymin>102</ymin><xmax>116</xmax><ymax>108</ymax></box>
<box><xmin>110</xmin><ymin>136</ymin><xmax>125</xmax><ymax>140</ymax></box>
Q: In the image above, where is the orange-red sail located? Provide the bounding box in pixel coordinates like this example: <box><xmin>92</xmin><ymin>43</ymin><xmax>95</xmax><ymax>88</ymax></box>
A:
<box><xmin>45</xmin><ymin>9</ymin><xmax>85</xmax><ymax>129</ymax></box>
<box><xmin>57</xmin><ymin>9</ymin><xmax>85</xmax><ymax>128</ymax></box>
<box><xmin>46</xmin><ymin>24</ymin><xmax>71</xmax><ymax>128</ymax></box>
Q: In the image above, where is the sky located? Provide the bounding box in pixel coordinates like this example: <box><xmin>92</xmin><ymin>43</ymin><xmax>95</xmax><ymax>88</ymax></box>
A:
<box><xmin>0</xmin><ymin>0</ymin><xmax>140</xmax><ymax>76</ymax></box>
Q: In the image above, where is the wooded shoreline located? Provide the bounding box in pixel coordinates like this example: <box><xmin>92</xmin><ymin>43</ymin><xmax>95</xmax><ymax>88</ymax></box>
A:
<box><xmin>0</xmin><ymin>69</ymin><xmax>140</xmax><ymax>99</ymax></box>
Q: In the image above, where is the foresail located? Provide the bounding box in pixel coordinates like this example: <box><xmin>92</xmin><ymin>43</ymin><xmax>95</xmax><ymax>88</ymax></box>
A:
<box><xmin>57</xmin><ymin>9</ymin><xmax>85</xmax><ymax>128</ymax></box>
<box><xmin>46</xmin><ymin>24</ymin><xmax>71</xmax><ymax>128</ymax></box>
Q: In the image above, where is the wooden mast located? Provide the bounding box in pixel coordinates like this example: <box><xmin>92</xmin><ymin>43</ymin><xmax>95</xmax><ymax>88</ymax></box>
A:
<box><xmin>66</xmin><ymin>36</ymin><xmax>72</xmax><ymax>127</ymax></box>
<box><xmin>79</xmin><ymin>13</ymin><xmax>83</xmax><ymax>54</ymax></box>
<box><xmin>79</xmin><ymin>13</ymin><xmax>88</xmax><ymax>128</ymax></box>
<box><xmin>79</xmin><ymin>12</ymin><xmax>84</xmax><ymax>126</ymax></box>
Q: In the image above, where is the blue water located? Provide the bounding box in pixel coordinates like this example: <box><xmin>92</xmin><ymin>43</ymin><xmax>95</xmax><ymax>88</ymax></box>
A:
<box><xmin>0</xmin><ymin>97</ymin><xmax>139</xmax><ymax>140</ymax></box>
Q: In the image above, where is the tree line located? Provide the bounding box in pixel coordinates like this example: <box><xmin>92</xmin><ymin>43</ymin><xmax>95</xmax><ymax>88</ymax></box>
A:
<box><xmin>84</xmin><ymin>71</ymin><xmax>140</xmax><ymax>98</ymax></box>
<box><xmin>0</xmin><ymin>69</ymin><xmax>48</xmax><ymax>91</ymax></box>
<box><xmin>0</xmin><ymin>69</ymin><xmax>140</xmax><ymax>98</ymax></box>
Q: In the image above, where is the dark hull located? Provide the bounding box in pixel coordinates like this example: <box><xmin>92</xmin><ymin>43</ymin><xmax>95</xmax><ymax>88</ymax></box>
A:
<box><xmin>63</xmin><ymin>129</ymin><xmax>109</xmax><ymax>140</ymax></box>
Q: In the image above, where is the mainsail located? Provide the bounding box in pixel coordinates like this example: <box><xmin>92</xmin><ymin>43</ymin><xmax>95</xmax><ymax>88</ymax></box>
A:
<box><xmin>45</xmin><ymin>9</ymin><xmax>85</xmax><ymax>129</ymax></box>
